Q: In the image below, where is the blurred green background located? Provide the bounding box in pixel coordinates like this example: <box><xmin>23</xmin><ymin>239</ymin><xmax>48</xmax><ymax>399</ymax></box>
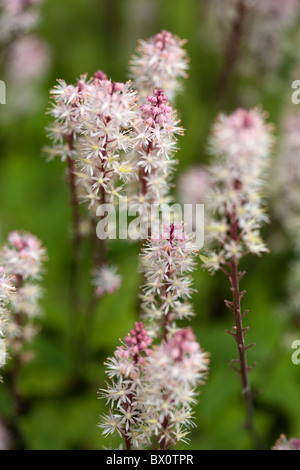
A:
<box><xmin>0</xmin><ymin>0</ymin><xmax>300</xmax><ymax>450</ymax></box>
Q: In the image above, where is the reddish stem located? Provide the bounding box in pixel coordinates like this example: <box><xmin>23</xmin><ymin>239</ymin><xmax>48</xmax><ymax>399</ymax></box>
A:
<box><xmin>218</xmin><ymin>0</ymin><xmax>248</xmax><ymax>99</ymax></box>
<box><xmin>224</xmin><ymin>205</ymin><xmax>263</xmax><ymax>448</ymax></box>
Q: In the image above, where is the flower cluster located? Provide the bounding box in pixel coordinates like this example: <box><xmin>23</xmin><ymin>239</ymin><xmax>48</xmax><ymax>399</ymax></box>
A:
<box><xmin>46</xmin><ymin>74</ymin><xmax>89</xmax><ymax>163</ymax></box>
<box><xmin>137</xmin><ymin>327</ymin><xmax>209</xmax><ymax>448</ymax></box>
<box><xmin>128</xmin><ymin>89</ymin><xmax>183</xmax><ymax>228</ymax></box>
<box><xmin>0</xmin><ymin>0</ymin><xmax>42</xmax><ymax>45</ymax></box>
<box><xmin>202</xmin><ymin>108</ymin><xmax>274</xmax><ymax>273</ymax></box>
<box><xmin>0</xmin><ymin>231</ymin><xmax>47</xmax><ymax>358</ymax></box>
<box><xmin>0</xmin><ymin>267</ymin><xmax>15</xmax><ymax>372</ymax></box>
<box><xmin>273</xmin><ymin>434</ymin><xmax>300</xmax><ymax>451</ymax></box>
<box><xmin>46</xmin><ymin>71</ymin><xmax>137</xmax><ymax>210</ymax></box>
<box><xmin>6</xmin><ymin>35</ymin><xmax>51</xmax><ymax>84</ymax></box>
<box><xmin>140</xmin><ymin>222</ymin><xmax>198</xmax><ymax>338</ymax></box>
<box><xmin>92</xmin><ymin>265</ymin><xmax>122</xmax><ymax>298</ymax></box>
<box><xmin>129</xmin><ymin>30</ymin><xmax>189</xmax><ymax>103</ymax></box>
<box><xmin>99</xmin><ymin>323</ymin><xmax>208</xmax><ymax>449</ymax></box>
<box><xmin>98</xmin><ymin>322</ymin><xmax>153</xmax><ymax>445</ymax></box>
<box><xmin>76</xmin><ymin>77</ymin><xmax>137</xmax><ymax>209</ymax></box>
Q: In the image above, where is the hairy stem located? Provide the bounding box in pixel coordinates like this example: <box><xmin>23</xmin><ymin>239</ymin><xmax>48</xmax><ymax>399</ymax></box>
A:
<box><xmin>224</xmin><ymin>206</ymin><xmax>262</xmax><ymax>448</ymax></box>
<box><xmin>229</xmin><ymin>257</ymin><xmax>254</xmax><ymax>428</ymax></box>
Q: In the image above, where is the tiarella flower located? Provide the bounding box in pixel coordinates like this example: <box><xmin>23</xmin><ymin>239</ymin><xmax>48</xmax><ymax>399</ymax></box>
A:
<box><xmin>0</xmin><ymin>267</ymin><xmax>15</xmax><ymax>372</ymax></box>
<box><xmin>128</xmin><ymin>89</ymin><xmax>183</xmax><ymax>230</ymax></box>
<box><xmin>140</xmin><ymin>222</ymin><xmax>198</xmax><ymax>338</ymax></box>
<box><xmin>6</xmin><ymin>35</ymin><xmax>51</xmax><ymax>83</ymax></box>
<box><xmin>0</xmin><ymin>266</ymin><xmax>15</xmax><ymax>304</ymax></box>
<box><xmin>99</xmin><ymin>323</ymin><xmax>209</xmax><ymax>450</ymax></box>
<box><xmin>92</xmin><ymin>265</ymin><xmax>122</xmax><ymax>298</ymax></box>
<box><xmin>200</xmin><ymin>107</ymin><xmax>274</xmax><ymax>441</ymax></box>
<box><xmin>47</xmin><ymin>71</ymin><xmax>137</xmax><ymax>210</ymax></box>
<box><xmin>129</xmin><ymin>30</ymin><xmax>189</xmax><ymax>103</ymax></box>
<box><xmin>273</xmin><ymin>434</ymin><xmax>300</xmax><ymax>450</ymax></box>
<box><xmin>0</xmin><ymin>0</ymin><xmax>42</xmax><ymax>44</ymax></box>
<box><xmin>76</xmin><ymin>77</ymin><xmax>137</xmax><ymax>208</ymax></box>
<box><xmin>137</xmin><ymin>327</ymin><xmax>209</xmax><ymax>449</ymax></box>
<box><xmin>0</xmin><ymin>231</ymin><xmax>47</xmax><ymax>358</ymax></box>
<box><xmin>98</xmin><ymin>322</ymin><xmax>153</xmax><ymax>447</ymax></box>
<box><xmin>0</xmin><ymin>231</ymin><xmax>47</xmax><ymax>281</ymax></box>
<box><xmin>202</xmin><ymin>108</ymin><xmax>274</xmax><ymax>270</ymax></box>
<box><xmin>45</xmin><ymin>72</ymin><xmax>96</xmax><ymax>164</ymax></box>
<box><xmin>209</xmin><ymin>107</ymin><xmax>273</xmax><ymax>162</ymax></box>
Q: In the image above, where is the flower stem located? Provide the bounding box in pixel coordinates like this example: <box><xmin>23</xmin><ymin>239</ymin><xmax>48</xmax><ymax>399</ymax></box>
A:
<box><xmin>218</xmin><ymin>0</ymin><xmax>248</xmax><ymax>100</ymax></box>
<box><xmin>230</xmin><ymin>258</ymin><xmax>254</xmax><ymax>426</ymax></box>
<box><xmin>226</xmin><ymin>255</ymin><xmax>264</xmax><ymax>448</ymax></box>
<box><xmin>65</xmin><ymin>137</ymin><xmax>82</xmax><ymax>315</ymax></box>
<box><xmin>224</xmin><ymin>206</ymin><xmax>263</xmax><ymax>448</ymax></box>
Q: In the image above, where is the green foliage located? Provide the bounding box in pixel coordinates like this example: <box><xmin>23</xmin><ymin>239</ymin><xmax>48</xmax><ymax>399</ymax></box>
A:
<box><xmin>0</xmin><ymin>0</ymin><xmax>299</xmax><ymax>450</ymax></box>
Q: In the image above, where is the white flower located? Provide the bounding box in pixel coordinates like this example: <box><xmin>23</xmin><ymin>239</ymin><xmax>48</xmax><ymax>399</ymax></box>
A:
<box><xmin>202</xmin><ymin>108</ymin><xmax>274</xmax><ymax>267</ymax></box>
<box><xmin>92</xmin><ymin>265</ymin><xmax>122</xmax><ymax>298</ymax></box>
<box><xmin>129</xmin><ymin>30</ymin><xmax>189</xmax><ymax>103</ymax></box>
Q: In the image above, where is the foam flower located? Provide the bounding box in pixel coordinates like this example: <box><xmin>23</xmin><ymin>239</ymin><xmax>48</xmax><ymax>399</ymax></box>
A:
<box><xmin>92</xmin><ymin>265</ymin><xmax>122</xmax><ymax>298</ymax></box>
<box><xmin>129</xmin><ymin>30</ymin><xmax>189</xmax><ymax>103</ymax></box>
<box><xmin>140</xmin><ymin>222</ymin><xmax>198</xmax><ymax>338</ymax></box>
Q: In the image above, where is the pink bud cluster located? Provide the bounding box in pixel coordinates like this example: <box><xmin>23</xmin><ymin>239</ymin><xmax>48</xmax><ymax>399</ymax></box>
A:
<box><xmin>129</xmin><ymin>29</ymin><xmax>189</xmax><ymax>103</ymax></box>
<box><xmin>117</xmin><ymin>322</ymin><xmax>153</xmax><ymax>363</ymax></box>
<box><xmin>164</xmin><ymin>327</ymin><xmax>200</xmax><ymax>361</ymax></box>
<box><xmin>128</xmin><ymin>90</ymin><xmax>183</xmax><ymax>224</ymax></box>
<box><xmin>140</xmin><ymin>88</ymin><xmax>172</xmax><ymax>126</ymax></box>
